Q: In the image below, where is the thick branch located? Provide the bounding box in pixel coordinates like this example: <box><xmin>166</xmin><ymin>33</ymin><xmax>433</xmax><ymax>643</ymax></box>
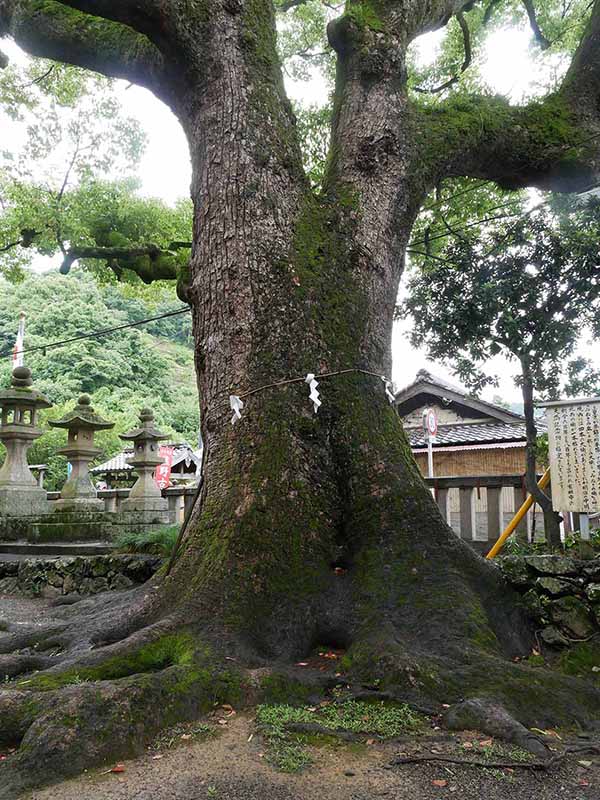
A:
<box><xmin>522</xmin><ymin>0</ymin><xmax>552</xmax><ymax>50</ymax></box>
<box><xmin>53</xmin><ymin>0</ymin><xmax>162</xmax><ymax>30</ymax></box>
<box><xmin>0</xmin><ymin>1</ymin><xmax>173</xmax><ymax>102</ymax></box>
<box><xmin>403</xmin><ymin>0</ymin><xmax>475</xmax><ymax>39</ymax></box>
<box><xmin>59</xmin><ymin>242</ymin><xmax>190</xmax><ymax>289</ymax></box>
<box><xmin>419</xmin><ymin>0</ymin><xmax>600</xmax><ymax>191</ymax></box>
<box><xmin>53</xmin><ymin>0</ymin><xmax>178</xmax><ymax>53</ymax></box>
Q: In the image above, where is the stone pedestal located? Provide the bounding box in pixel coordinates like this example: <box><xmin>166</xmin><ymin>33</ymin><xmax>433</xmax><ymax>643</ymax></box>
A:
<box><xmin>120</xmin><ymin>408</ymin><xmax>169</xmax><ymax>515</ymax></box>
<box><xmin>49</xmin><ymin>395</ymin><xmax>114</xmax><ymax>512</ymax></box>
<box><xmin>0</xmin><ymin>367</ymin><xmax>52</xmax><ymax>517</ymax></box>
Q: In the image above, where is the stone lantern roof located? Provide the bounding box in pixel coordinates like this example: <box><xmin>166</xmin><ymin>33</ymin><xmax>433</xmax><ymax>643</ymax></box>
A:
<box><xmin>0</xmin><ymin>366</ymin><xmax>52</xmax><ymax>410</ymax></box>
<box><xmin>48</xmin><ymin>395</ymin><xmax>114</xmax><ymax>431</ymax></box>
<box><xmin>120</xmin><ymin>408</ymin><xmax>168</xmax><ymax>443</ymax></box>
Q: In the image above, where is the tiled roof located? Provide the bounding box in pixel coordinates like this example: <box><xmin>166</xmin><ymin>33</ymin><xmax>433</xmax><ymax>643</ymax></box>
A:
<box><xmin>91</xmin><ymin>443</ymin><xmax>202</xmax><ymax>474</ymax></box>
<box><xmin>408</xmin><ymin>421</ymin><xmax>540</xmax><ymax>449</ymax></box>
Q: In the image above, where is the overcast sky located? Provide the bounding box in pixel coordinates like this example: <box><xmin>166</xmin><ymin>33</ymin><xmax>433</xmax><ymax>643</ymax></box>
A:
<box><xmin>2</xmin><ymin>27</ymin><xmax>598</xmax><ymax>402</ymax></box>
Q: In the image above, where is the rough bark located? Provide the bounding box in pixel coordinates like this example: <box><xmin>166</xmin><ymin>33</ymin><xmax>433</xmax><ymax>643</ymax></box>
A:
<box><xmin>2</xmin><ymin>0</ymin><xmax>600</xmax><ymax>795</ymax></box>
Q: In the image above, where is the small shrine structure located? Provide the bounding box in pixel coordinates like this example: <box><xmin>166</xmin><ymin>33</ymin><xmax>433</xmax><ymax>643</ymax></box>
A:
<box><xmin>49</xmin><ymin>395</ymin><xmax>114</xmax><ymax>511</ymax></box>
<box><xmin>0</xmin><ymin>366</ymin><xmax>52</xmax><ymax>517</ymax></box>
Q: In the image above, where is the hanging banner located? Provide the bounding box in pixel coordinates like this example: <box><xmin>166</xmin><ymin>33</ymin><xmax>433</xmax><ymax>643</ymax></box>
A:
<box><xmin>155</xmin><ymin>445</ymin><xmax>175</xmax><ymax>489</ymax></box>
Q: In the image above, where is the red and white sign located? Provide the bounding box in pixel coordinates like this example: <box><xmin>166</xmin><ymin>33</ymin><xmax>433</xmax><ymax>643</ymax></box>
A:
<box><xmin>155</xmin><ymin>445</ymin><xmax>174</xmax><ymax>489</ymax></box>
<box><xmin>423</xmin><ymin>408</ymin><xmax>438</xmax><ymax>438</ymax></box>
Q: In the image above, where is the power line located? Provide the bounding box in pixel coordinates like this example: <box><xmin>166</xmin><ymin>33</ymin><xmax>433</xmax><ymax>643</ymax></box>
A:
<box><xmin>1</xmin><ymin>306</ymin><xmax>191</xmax><ymax>361</ymax></box>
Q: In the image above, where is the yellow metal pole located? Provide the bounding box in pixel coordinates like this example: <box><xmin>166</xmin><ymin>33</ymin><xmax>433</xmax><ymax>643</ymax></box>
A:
<box><xmin>486</xmin><ymin>468</ymin><xmax>551</xmax><ymax>559</ymax></box>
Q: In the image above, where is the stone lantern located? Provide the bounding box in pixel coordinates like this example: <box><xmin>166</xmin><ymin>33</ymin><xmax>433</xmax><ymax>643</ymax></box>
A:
<box><xmin>49</xmin><ymin>395</ymin><xmax>114</xmax><ymax>511</ymax></box>
<box><xmin>120</xmin><ymin>408</ymin><xmax>169</xmax><ymax>513</ymax></box>
<box><xmin>0</xmin><ymin>366</ymin><xmax>52</xmax><ymax>517</ymax></box>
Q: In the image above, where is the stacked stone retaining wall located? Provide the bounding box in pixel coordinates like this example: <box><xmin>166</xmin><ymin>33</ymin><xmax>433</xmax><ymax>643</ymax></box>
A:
<box><xmin>499</xmin><ymin>554</ymin><xmax>600</xmax><ymax>646</ymax></box>
<box><xmin>0</xmin><ymin>554</ymin><xmax>162</xmax><ymax>598</ymax></box>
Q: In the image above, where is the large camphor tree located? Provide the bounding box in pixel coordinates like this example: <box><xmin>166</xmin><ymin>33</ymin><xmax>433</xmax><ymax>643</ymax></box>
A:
<box><xmin>1</xmin><ymin>0</ymin><xmax>600</xmax><ymax>794</ymax></box>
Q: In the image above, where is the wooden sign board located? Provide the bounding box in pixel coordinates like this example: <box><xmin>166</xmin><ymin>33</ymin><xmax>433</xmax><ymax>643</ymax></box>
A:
<box><xmin>540</xmin><ymin>398</ymin><xmax>600</xmax><ymax>512</ymax></box>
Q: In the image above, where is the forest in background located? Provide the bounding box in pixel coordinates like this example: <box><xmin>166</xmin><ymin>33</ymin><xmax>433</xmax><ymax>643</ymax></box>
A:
<box><xmin>0</xmin><ymin>270</ymin><xmax>198</xmax><ymax>490</ymax></box>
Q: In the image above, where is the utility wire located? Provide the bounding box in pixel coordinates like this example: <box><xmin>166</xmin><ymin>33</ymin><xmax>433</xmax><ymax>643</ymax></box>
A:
<box><xmin>1</xmin><ymin>306</ymin><xmax>191</xmax><ymax>361</ymax></box>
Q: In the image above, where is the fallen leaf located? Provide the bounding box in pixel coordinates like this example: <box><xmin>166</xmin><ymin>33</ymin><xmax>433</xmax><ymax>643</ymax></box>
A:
<box><xmin>101</xmin><ymin>764</ymin><xmax>126</xmax><ymax>775</ymax></box>
<box><xmin>479</xmin><ymin>739</ymin><xmax>493</xmax><ymax>747</ymax></box>
<box><xmin>217</xmin><ymin>719</ymin><xmax>228</xmax><ymax>726</ymax></box>
<box><xmin>432</xmin><ymin>779</ymin><xmax>447</xmax><ymax>788</ymax></box>
<box><xmin>579</xmin><ymin>779</ymin><xmax>590</xmax><ymax>787</ymax></box>
<box><xmin>152</xmin><ymin>755</ymin><xmax>163</xmax><ymax>760</ymax></box>
<box><xmin>441</xmin><ymin>704</ymin><xmax>450</xmax><ymax>709</ymax></box>
<box><xmin>181</xmin><ymin>734</ymin><xmax>192</xmax><ymax>740</ymax></box>
<box><xmin>462</xmin><ymin>742</ymin><xmax>473</xmax><ymax>749</ymax></box>
<box><xmin>578</xmin><ymin>760</ymin><xmax>593</xmax><ymax>768</ymax></box>
<box><xmin>366</xmin><ymin>739</ymin><xmax>375</xmax><ymax>746</ymax></box>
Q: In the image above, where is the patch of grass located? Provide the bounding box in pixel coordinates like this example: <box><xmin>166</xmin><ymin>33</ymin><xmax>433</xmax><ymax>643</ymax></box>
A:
<box><xmin>478</xmin><ymin>741</ymin><xmax>536</xmax><ymax>763</ymax></box>
<box><xmin>559</xmin><ymin>642</ymin><xmax>600</xmax><ymax>680</ymax></box>
<box><xmin>256</xmin><ymin>700</ymin><xmax>423</xmax><ymax>772</ymax></box>
<box><xmin>113</xmin><ymin>526</ymin><xmax>179</xmax><ymax>557</ymax></box>
<box><xmin>257</xmin><ymin>700</ymin><xmax>422</xmax><ymax>737</ymax></box>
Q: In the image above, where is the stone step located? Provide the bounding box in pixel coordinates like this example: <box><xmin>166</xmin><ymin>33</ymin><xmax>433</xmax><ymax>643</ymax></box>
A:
<box><xmin>0</xmin><ymin>541</ymin><xmax>115</xmax><ymax>558</ymax></box>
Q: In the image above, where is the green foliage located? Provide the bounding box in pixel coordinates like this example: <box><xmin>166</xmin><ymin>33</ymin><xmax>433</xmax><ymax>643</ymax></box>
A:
<box><xmin>559</xmin><ymin>642</ymin><xmax>600</xmax><ymax>680</ymax></box>
<box><xmin>402</xmin><ymin>197</ymin><xmax>600</xmax><ymax>400</ymax></box>
<box><xmin>257</xmin><ymin>699</ymin><xmax>422</xmax><ymax>736</ymax></box>
<box><xmin>0</xmin><ymin>53</ymin><xmax>192</xmax><ymax>286</ymax></box>
<box><xmin>256</xmin><ymin>699</ymin><xmax>422</xmax><ymax>771</ymax></box>
<box><xmin>0</xmin><ymin>272</ymin><xmax>198</xmax><ymax>489</ymax></box>
<box><xmin>114</xmin><ymin>526</ymin><xmax>179</xmax><ymax>557</ymax></box>
<box><xmin>294</xmin><ymin>103</ymin><xmax>331</xmax><ymax>187</ymax></box>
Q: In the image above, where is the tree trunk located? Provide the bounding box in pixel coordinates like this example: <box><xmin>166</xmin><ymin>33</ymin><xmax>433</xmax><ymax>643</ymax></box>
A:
<box><xmin>520</xmin><ymin>362</ymin><xmax>562</xmax><ymax>548</ymax></box>
<box><xmin>158</xmin><ymin>3</ymin><xmax>526</xmax><ymax>662</ymax></box>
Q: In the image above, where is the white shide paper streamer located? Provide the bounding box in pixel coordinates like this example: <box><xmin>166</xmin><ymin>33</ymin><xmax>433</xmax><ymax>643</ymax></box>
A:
<box><xmin>229</xmin><ymin>394</ymin><xmax>244</xmax><ymax>424</ymax></box>
<box><xmin>382</xmin><ymin>376</ymin><xmax>395</xmax><ymax>404</ymax></box>
<box><xmin>305</xmin><ymin>373</ymin><xmax>321</xmax><ymax>413</ymax></box>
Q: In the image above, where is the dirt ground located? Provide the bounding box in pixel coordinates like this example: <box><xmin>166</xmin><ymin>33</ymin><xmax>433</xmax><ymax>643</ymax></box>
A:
<box><xmin>18</xmin><ymin>709</ymin><xmax>599</xmax><ymax>800</ymax></box>
<box><xmin>1</xmin><ymin>596</ymin><xmax>599</xmax><ymax>800</ymax></box>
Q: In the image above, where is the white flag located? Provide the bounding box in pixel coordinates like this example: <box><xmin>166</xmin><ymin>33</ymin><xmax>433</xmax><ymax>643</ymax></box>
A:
<box><xmin>305</xmin><ymin>373</ymin><xmax>321</xmax><ymax>413</ymax></box>
<box><xmin>229</xmin><ymin>394</ymin><xmax>244</xmax><ymax>424</ymax></box>
<box><xmin>12</xmin><ymin>312</ymin><xmax>25</xmax><ymax>368</ymax></box>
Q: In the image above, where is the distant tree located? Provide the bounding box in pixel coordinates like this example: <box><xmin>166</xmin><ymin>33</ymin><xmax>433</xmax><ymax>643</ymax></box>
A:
<box><xmin>402</xmin><ymin>199</ymin><xmax>600</xmax><ymax>546</ymax></box>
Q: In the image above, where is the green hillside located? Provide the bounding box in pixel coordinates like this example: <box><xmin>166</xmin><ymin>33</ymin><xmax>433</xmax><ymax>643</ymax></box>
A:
<box><xmin>0</xmin><ymin>271</ymin><xmax>198</xmax><ymax>489</ymax></box>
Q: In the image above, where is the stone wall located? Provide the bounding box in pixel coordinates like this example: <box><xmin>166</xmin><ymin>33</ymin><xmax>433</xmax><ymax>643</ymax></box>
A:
<box><xmin>0</xmin><ymin>554</ymin><xmax>162</xmax><ymax>598</ymax></box>
<box><xmin>498</xmin><ymin>554</ymin><xmax>600</xmax><ymax>646</ymax></box>
<box><xmin>0</xmin><ymin>510</ymin><xmax>174</xmax><ymax>543</ymax></box>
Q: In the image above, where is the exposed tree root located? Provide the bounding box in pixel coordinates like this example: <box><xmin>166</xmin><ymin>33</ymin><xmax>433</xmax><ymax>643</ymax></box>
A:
<box><xmin>1</xmin><ymin>561</ymin><xmax>600</xmax><ymax>798</ymax></box>
<box><xmin>391</xmin><ymin>753</ymin><xmax>562</xmax><ymax>770</ymax></box>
